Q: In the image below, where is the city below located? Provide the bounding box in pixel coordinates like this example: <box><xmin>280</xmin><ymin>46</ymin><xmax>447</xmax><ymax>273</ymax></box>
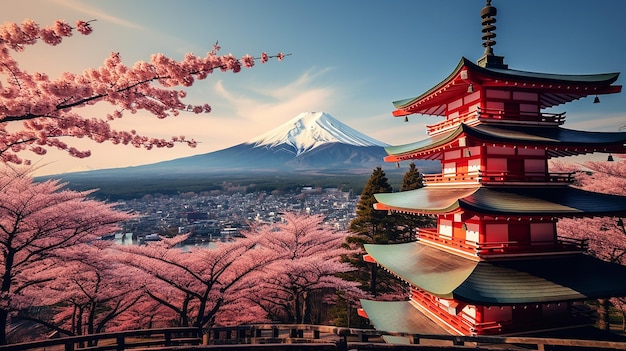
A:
<box><xmin>108</xmin><ymin>186</ymin><xmax>358</xmax><ymax>246</ymax></box>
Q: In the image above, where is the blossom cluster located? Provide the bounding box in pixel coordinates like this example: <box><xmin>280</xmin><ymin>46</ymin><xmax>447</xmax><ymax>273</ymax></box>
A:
<box><xmin>0</xmin><ymin>19</ymin><xmax>287</xmax><ymax>164</ymax></box>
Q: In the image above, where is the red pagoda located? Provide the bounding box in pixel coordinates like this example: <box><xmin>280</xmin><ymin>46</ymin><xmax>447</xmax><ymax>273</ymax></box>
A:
<box><xmin>359</xmin><ymin>1</ymin><xmax>626</xmax><ymax>339</ymax></box>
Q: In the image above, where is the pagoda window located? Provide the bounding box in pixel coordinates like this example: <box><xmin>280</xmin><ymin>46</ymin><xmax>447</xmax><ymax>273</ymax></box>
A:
<box><xmin>530</xmin><ymin>222</ymin><xmax>555</xmax><ymax>244</ymax></box>
<box><xmin>445</xmin><ymin>149</ymin><xmax>462</xmax><ymax>160</ymax></box>
<box><xmin>485</xmin><ymin>223</ymin><xmax>508</xmax><ymax>243</ymax></box>
<box><xmin>465</xmin><ymin>222</ymin><xmax>479</xmax><ymax>244</ymax></box>
<box><xmin>485</xmin><ymin>89</ymin><xmax>510</xmax><ymax>99</ymax></box>
<box><xmin>448</xmin><ymin>97</ymin><xmax>464</xmax><ymax>111</ymax></box>
<box><xmin>486</xmin><ymin>146</ymin><xmax>515</xmax><ymax>155</ymax></box>
<box><xmin>486</xmin><ymin>157</ymin><xmax>506</xmax><ymax>170</ymax></box>
<box><xmin>464</xmin><ymin>91</ymin><xmax>480</xmax><ymax>105</ymax></box>
<box><xmin>517</xmin><ymin>148</ymin><xmax>545</xmax><ymax>156</ymax></box>
<box><xmin>509</xmin><ymin>223</ymin><xmax>530</xmax><ymax>245</ymax></box>
<box><xmin>503</xmin><ymin>102</ymin><xmax>520</xmax><ymax>117</ymax></box>
<box><xmin>461</xmin><ymin>305</ymin><xmax>478</xmax><ymax>324</ymax></box>
<box><xmin>520</xmin><ymin>103</ymin><xmax>539</xmax><ymax>116</ymax></box>
<box><xmin>512</xmin><ymin>91</ymin><xmax>538</xmax><ymax>102</ymax></box>
<box><xmin>468</xmin><ymin>158</ymin><xmax>481</xmax><ymax>173</ymax></box>
<box><xmin>444</xmin><ymin>162</ymin><xmax>456</xmax><ymax>177</ymax></box>
<box><xmin>485</xmin><ymin>101</ymin><xmax>504</xmax><ymax>111</ymax></box>
<box><xmin>439</xmin><ymin>218</ymin><xmax>453</xmax><ymax>238</ymax></box>
<box><xmin>524</xmin><ymin>159</ymin><xmax>547</xmax><ymax>180</ymax></box>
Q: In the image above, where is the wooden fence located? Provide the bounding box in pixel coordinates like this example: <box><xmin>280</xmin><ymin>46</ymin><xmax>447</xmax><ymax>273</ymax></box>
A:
<box><xmin>3</xmin><ymin>324</ymin><xmax>626</xmax><ymax>351</ymax></box>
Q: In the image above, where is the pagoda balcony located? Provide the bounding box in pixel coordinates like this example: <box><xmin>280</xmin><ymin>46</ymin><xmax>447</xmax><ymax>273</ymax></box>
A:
<box><xmin>477</xmin><ymin>107</ymin><xmax>566</xmax><ymax>126</ymax></box>
<box><xmin>417</xmin><ymin>228</ymin><xmax>588</xmax><ymax>257</ymax></box>
<box><xmin>426</xmin><ymin>108</ymin><xmax>566</xmax><ymax>136</ymax></box>
<box><xmin>423</xmin><ymin>171</ymin><xmax>575</xmax><ymax>185</ymax></box>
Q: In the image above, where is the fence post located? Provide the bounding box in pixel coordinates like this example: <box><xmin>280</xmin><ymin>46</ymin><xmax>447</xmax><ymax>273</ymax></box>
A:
<box><xmin>164</xmin><ymin>331</ymin><xmax>172</xmax><ymax>346</ymax></box>
<box><xmin>116</xmin><ymin>335</ymin><xmax>125</xmax><ymax>351</ymax></box>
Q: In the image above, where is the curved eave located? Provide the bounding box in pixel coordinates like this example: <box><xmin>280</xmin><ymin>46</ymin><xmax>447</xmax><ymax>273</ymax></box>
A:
<box><xmin>383</xmin><ymin>124</ymin><xmax>626</xmax><ymax>162</ymax></box>
<box><xmin>459</xmin><ymin>254</ymin><xmax>626</xmax><ymax>305</ymax></box>
<box><xmin>392</xmin><ymin>57</ymin><xmax>621</xmax><ymax>116</ymax></box>
<box><xmin>359</xmin><ymin>300</ymin><xmax>450</xmax><ymax>336</ymax></box>
<box><xmin>465</xmin><ymin>124</ymin><xmax>626</xmax><ymax>157</ymax></box>
<box><xmin>392</xmin><ymin>58</ymin><xmax>469</xmax><ymax>117</ymax></box>
<box><xmin>364</xmin><ymin>241</ymin><xmax>626</xmax><ymax>305</ymax></box>
<box><xmin>374</xmin><ymin>186</ymin><xmax>479</xmax><ymax>215</ymax></box>
<box><xmin>374</xmin><ymin>186</ymin><xmax>626</xmax><ymax>218</ymax></box>
<box><xmin>383</xmin><ymin>126</ymin><xmax>465</xmax><ymax>162</ymax></box>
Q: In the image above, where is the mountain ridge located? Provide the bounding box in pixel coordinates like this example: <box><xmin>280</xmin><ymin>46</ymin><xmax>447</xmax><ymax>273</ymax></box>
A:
<box><xmin>39</xmin><ymin>112</ymin><xmax>440</xmax><ymax>197</ymax></box>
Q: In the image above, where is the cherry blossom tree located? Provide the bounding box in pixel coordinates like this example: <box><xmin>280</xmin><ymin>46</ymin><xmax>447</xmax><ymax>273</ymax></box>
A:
<box><xmin>0</xmin><ymin>165</ymin><xmax>132</xmax><ymax>344</ymax></box>
<box><xmin>551</xmin><ymin>157</ymin><xmax>626</xmax><ymax>330</ymax></box>
<box><xmin>115</xmin><ymin>233</ymin><xmax>278</xmax><ymax>329</ymax></box>
<box><xmin>0</xmin><ymin>19</ymin><xmax>287</xmax><ymax>164</ymax></box>
<box><xmin>17</xmin><ymin>242</ymin><xmax>148</xmax><ymax>343</ymax></box>
<box><xmin>243</xmin><ymin>213</ymin><xmax>363</xmax><ymax>324</ymax></box>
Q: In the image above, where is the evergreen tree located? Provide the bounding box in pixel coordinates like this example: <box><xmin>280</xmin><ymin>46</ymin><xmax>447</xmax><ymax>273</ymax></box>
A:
<box><xmin>401</xmin><ymin>162</ymin><xmax>425</xmax><ymax>191</ymax></box>
<box><xmin>344</xmin><ymin>167</ymin><xmax>402</xmax><ymax>296</ymax></box>
<box><xmin>398</xmin><ymin>162</ymin><xmax>436</xmax><ymax>241</ymax></box>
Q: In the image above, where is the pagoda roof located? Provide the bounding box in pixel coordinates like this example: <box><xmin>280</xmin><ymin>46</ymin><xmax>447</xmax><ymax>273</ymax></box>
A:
<box><xmin>373</xmin><ymin>185</ymin><xmax>626</xmax><ymax>218</ymax></box>
<box><xmin>359</xmin><ymin>300</ymin><xmax>450</xmax><ymax>337</ymax></box>
<box><xmin>384</xmin><ymin>123</ymin><xmax>626</xmax><ymax>161</ymax></box>
<box><xmin>364</xmin><ymin>241</ymin><xmax>626</xmax><ymax>304</ymax></box>
<box><xmin>392</xmin><ymin>57</ymin><xmax>621</xmax><ymax>116</ymax></box>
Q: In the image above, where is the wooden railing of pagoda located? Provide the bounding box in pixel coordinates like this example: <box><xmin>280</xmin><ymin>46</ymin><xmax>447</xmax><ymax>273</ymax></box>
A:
<box><xmin>476</xmin><ymin>107</ymin><xmax>566</xmax><ymax>125</ymax></box>
<box><xmin>426</xmin><ymin>108</ymin><xmax>566</xmax><ymax>135</ymax></box>
<box><xmin>423</xmin><ymin>171</ymin><xmax>575</xmax><ymax>185</ymax></box>
<box><xmin>418</xmin><ymin>228</ymin><xmax>588</xmax><ymax>256</ymax></box>
<box><xmin>5</xmin><ymin>324</ymin><xmax>626</xmax><ymax>351</ymax></box>
<box><xmin>426</xmin><ymin>109</ymin><xmax>479</xmax><ymax>135</ymax></box>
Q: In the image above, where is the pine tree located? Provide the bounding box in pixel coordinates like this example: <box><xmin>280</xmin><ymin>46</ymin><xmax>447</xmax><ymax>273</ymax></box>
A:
<box><xmin>398</xmin><ymin>162</ymin><xmax>436</xmax><ymax>241</ymax></box>
<box><xmin>345</xmin><ymin>167</ymin><xmax>402</xmax><ymax>296</ymax></box>
<box><xmin>401</xmin><ymin>162</ymin><xmax>425</xmax><ymax>191</ymax></box>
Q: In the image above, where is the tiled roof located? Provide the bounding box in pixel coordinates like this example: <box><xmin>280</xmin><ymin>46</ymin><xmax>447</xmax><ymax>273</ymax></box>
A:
<box><xmin>364</xmin><ymin>241</ymin><xmax>626</xmax><ymax>304</ymax></box>
<box><xmin>384</xmin><ymin>124</ymin><xmax>626</xmax><ymax>159</ymax></box>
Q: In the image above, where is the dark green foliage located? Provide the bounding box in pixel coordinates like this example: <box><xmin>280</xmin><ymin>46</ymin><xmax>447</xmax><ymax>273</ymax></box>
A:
<box><xmin>398</xmin><ymin>162</ymin><xmax>436</xmax><ymax>241</ymax></box>
<box><xmin>400</xmin><ymin>162</ymin><xmax>425</xmax><ymax>191</ymax></box>
<box><xmin>344</xmin><ymin>167</ymin><xmax>405</xmax><ymax>296</ymax></box>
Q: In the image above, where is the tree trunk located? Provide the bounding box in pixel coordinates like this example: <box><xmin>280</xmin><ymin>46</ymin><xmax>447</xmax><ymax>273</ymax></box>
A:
<box><xmin>0</xmin><ymin>309</ymin><xmax>8</xmax><ymax>345</ymax></box>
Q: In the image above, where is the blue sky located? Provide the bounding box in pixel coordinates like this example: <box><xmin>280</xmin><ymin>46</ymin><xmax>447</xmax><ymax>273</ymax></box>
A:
<box><xmin>6</xmin><ymin>0</ymin><xmax>626</xmax><ymax>175</ymax></box>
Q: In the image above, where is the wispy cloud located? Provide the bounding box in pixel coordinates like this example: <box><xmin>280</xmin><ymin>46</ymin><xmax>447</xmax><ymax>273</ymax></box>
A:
<box><xmin>567</xmin><ymin>112</ymin><xmax>626</xmax><ymax>132</ymax></box>
<box><xmin>51</xmin><ymin>0</ymin><xmax>145</xmax><ymax>30</ymax></box>
<box><xmin>213</xmin><ymin>68</ymin><xmax>339</xmax><ymax>122</ymax></box>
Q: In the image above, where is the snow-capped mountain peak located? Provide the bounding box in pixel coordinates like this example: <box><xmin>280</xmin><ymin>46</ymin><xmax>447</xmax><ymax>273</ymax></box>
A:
<box><xmin>247</xmin><ymin>112</ymin><xmax>388</xmax><ymax>155</ymax></box>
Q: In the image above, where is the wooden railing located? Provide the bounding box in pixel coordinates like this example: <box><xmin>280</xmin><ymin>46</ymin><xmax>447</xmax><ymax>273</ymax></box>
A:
<box><xmin>425</xmin><ymin>107</ymin><xmax>566</xmax><ymax>136</ymax></box>
<box><xmin>418</xmin><ymin>228</ymin><xmax>588</xmax><ymax>257</ymax></box>
<box><xmin>4</xmin><ymin>324</ymin><xmax>626</xmax><ymax>350</ymax></box>
<box><xmin>0</xmin><ymin>327</ymin><xmax>202</xmax><ymax>351</ymax></box>
<box><xmin>423</xmin><ymin>171</ymin><xmax>575</xmax><ymax>185</ymax></box>
<box><xmin>477</xmin><ymin>107</ymin><xmax>566</xmax><ymax>125</ymax></box>
<box><xmin>426</xmin><ymin>109</ymin><xmax>479</xmax><ymax>135</ymax></box>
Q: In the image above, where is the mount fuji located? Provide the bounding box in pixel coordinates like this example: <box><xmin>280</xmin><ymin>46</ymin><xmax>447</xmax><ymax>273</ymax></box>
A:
<box><xmin>122</xmin><ymin>111</ymin><xmax>397</xmax><ymax>175</ymax></box>
<box><xmin>42</xmin><ymin>112</ymin><xmax>439</xmax><ymax>196</ymax></box>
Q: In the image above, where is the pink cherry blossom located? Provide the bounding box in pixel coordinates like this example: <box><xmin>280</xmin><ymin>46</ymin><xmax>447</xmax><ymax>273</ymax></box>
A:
<box><xmin>0</xmin><ymin>19</ymin><xmax>289</xmax><ymax>165</ymax></box>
